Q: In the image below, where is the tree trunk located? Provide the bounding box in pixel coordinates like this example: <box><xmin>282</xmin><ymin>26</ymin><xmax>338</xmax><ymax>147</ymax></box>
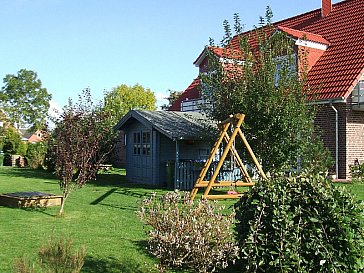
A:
<box><xmin>58</xmin><ymin>193</ymin><xmax>68</xmax><ymax>216</ymax></box>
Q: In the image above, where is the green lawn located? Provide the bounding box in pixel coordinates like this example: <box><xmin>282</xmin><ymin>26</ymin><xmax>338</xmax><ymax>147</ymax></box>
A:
<box><xmin>0</xmin><ymin>167</ymin><xmax>363</xmax><ymax>273</ymax></box>
<box><xmin>0</xmin><ymin>167</ymin><xmax>166</xmax><ymax>273</ymax></box>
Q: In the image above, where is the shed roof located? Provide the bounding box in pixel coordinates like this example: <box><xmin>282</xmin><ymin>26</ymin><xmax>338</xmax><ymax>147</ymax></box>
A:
<box><xmin>114</xmin><ymin>110</ymin><xmax>215</xmax><ymax>140</ymax></box>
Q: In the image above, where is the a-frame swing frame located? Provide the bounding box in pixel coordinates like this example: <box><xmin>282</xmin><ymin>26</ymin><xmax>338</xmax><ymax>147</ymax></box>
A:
<box><xmin>190</xmin><ymin>113</ymin><xmax>267</xmax><ymax>201</ymax></box>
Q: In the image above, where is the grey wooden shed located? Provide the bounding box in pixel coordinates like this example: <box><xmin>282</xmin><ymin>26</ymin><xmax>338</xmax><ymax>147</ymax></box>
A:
<box><xmin>114</xmin><ymin>110</ymin><xmax>214</xmax><ymax>189</ymax></box>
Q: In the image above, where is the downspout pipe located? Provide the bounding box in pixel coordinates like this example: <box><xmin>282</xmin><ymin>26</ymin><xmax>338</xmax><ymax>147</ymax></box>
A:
<box><xmin>330</xmin><ymin>103</ymin><xmax>339</xmax><ymax>178</ymax></box>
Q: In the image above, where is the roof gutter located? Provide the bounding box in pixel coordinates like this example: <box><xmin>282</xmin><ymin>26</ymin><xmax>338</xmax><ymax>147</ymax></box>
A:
<box><xmin>308</xmin><ymin>97</ymin><xmax>346</xmax><ymax>105</ymax></box>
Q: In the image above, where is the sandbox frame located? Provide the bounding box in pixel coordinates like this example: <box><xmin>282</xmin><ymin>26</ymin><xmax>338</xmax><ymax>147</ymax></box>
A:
<box><xmin>0</xmin><ymin>192</ymin><xmax>63</xmax><ymax>208</ymax></box>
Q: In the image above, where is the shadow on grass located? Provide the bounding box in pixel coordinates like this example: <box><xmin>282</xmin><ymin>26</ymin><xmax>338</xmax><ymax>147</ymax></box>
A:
<box><xmin>1</xmin><ymin>167</ymin><xmax>166</xmax><ymax>190</ymax></box>
<box><xmin>83</xmin><ymin>256</ymin><xmax>147</xmax><ymax>273</ymax></box>
<box><xmin>0</xmin><ymin>167</ymin><xmax>57</xmax><ymax>180</ymax></box>
<box><xmin>21</xmin><ymin>206</ymin><xmax>58</xmax><ymax>217</ymax></box>
<box><xmin>0</xmin><ymin>202</ymin><xmax>60</xmax><ymax>217</ymax></box>
<box><xmin>89</xmin><ymin>188</ymin><xmax>152</xmax><ymax>209</ymax></box>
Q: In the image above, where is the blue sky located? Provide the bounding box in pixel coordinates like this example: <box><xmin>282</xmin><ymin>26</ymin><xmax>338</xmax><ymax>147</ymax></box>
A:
<box><xmin>0</xmin><ymin>0</ymin><xmax>341</xmax><ymax>112</ymax></box>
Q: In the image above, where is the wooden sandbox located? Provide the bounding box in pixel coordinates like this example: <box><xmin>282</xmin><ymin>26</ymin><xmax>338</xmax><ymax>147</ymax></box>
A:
<box><xmin>0</xmin><ymin>192</ymin><xmax>63</xmax><ymax>208</ymax></box>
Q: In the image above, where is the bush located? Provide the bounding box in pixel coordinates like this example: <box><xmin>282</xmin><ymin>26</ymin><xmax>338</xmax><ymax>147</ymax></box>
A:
<box><xmin>138</xmin><ymin>191</ymin><xmax>239</xmax><ymax>273</ymax></box>
<box><xmin>235</xmin><ymin>174</ymin><xmax>364</xmax><ymax>272</ymax></box>
<box><xmin>37</xmin><ymin>237</ymin><xmax>85</xmax><ymax>273</ymax></box>
<box><xmin>13</xmin><ymin>236</ymin><xmax>85</xmax><ymax>273</ymax></box>
<box><xmin>26</xmin><ymin>142</ymin><xmax>47</xmax><ymax>169</ymax></box>
<box><xmin>3</xmin><ymin>127</ymin><xmax>22</xmax><ymax>155</ymax></box>
<box><xmin>16</xmin><ymin>141</ymin><xmax>28</xmax><ymax>157</ymax></box>
<box><xmin>349</xmin><ymin>161</ymin><xmax>364</xmax><ymax>183</ymax></box>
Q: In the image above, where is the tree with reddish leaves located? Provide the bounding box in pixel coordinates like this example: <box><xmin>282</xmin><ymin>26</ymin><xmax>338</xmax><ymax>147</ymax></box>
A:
<box><xmin>51</xmin><ymin>89</ymin><xmax>114</xmax><ymax>215</ymax></box>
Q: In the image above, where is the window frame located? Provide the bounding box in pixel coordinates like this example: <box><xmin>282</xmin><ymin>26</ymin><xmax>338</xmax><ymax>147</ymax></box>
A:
<box><xmin>132</xmin><ymin>130</ymin><xmax>151</xmax><ymax>156</ymax></box>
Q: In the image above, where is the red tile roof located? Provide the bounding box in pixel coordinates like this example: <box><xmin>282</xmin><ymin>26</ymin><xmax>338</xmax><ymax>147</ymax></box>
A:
<box><xmin>267</xmin><ymin>0</ymin><xmax>364</xmax><ymax>100</ymax></box>
<box><xmin>172</xmin><ymin>0</ymin><xmax>364</xmax><ymax>107</ymax></box>
<box><xmin>168</xmin><ymin>78</ymin><xmax>200</xmax><ymax>111</ymax></box>
<box><xmin>277</xmin><ymin>26</ymin><xmax>331</xmax><ymax>46</ymax></box>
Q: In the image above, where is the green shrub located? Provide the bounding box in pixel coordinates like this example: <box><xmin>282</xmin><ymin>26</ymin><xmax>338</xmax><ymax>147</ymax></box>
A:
<box><xmin>138</xmin><ymin>191</ymin><xmax>239</xmax><ymax>273</ymax></box>
<box><xmin>349</xmin><ymin>161</ymin><xmax>364</xmax><ymax>183</ymax></box>
<box><xmin>235</xmin><ymin>174</ymin><xmax>364</xmax><ymax>272</ymax></box>
<box><xmin>16</xmin><ymin>141</ymin><xmax>28</xmax><ymax>157</ymax></box>
<box><xmin>26</xmin><ymin>142</ymin><xmax>47</xmax><ymax>169</ymax></box>
<box><xmin>3</xmin><ymin>127</ymin><xmax>22</xmax><ymax>155</ymax></box>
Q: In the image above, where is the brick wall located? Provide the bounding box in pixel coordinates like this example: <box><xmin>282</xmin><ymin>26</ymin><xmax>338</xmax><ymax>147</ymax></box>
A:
<box><xmin>315</xmin><ymin>101</ymin><xmax>364</xmax><ymax>179</ymax></box>
<box><xmin>346</xmin><ymin>98</ymin><xmax>364</xmax><ymax>176</ymax></box>
<box><xmin>314</xmin><ymin>103</ymin><xmax>347</xmax><ymax>178</ymax></box>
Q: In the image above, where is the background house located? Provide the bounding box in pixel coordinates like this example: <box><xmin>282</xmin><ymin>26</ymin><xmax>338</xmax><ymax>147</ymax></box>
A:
<box><xmin>115</xmin><ymin>110</ymin><xmax>214</xmax><ymax>189</ymax></box>
<box><xmin>169</xmin><ymin>0</ymin><xmax>364</xmax><ymax>179</ymax></box>
<box><xmin>20</xmin><ymin>129</ymin><xmax>44</xmax><ymax>143</ymax></box>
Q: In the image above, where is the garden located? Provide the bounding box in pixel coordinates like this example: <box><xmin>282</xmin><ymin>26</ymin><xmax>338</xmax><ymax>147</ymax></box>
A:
<box><xmin>1</xmin><ymin>166</ymin><xmax>363</xmax><ymax>273</ymax></box>
<box><xmin>1</xmin><ymin>10</ymin><xmax>364</xmax><ymax>273</ymax></box>
<box><xmin>0</xmin><ymin>167</ymin><xmax>163</xmax><ymax>273</ymax></box>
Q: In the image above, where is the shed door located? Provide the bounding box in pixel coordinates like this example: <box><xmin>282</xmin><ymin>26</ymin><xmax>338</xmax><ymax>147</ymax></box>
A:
<box><xmin>130</xmin><ymin>131</ymin><xmax>152</xmax><ymax>184</ymax></box>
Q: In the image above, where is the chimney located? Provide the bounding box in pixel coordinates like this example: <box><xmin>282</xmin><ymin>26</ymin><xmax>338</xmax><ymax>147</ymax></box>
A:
<box><xmin>322</xmin><ymin>0</ymin><xmax>332</xmax><ymax>17</ymax></box>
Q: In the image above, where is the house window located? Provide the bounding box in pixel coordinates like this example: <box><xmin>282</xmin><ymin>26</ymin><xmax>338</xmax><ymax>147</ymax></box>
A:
<box><xmin>133</xmin><ymin>131</ymin><xmax>151</xmax><ymax>155</ymax></box>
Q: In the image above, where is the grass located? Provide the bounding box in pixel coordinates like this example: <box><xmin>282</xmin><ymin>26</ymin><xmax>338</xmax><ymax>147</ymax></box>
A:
<box><xmin>0</xmin><ymin>167</ymin><xmax>363</xmax><ymax>273</ymax></box>
<box><xmin>0</xmin><ymin>167</ymin><xmax>165</xmax><ymax>273</ymax></box>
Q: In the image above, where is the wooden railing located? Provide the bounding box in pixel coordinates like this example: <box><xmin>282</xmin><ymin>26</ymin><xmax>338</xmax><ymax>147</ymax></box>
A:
<box><xmin>175</xmin><ymin>160</ymin><xmax>243</xmax><ymax>190</ymax></box>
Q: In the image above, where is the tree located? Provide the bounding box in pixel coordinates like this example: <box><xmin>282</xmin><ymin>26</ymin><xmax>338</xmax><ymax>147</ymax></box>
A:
<box><xmin>103</xmin><ymin>83</ymin><xmax>157</xmax><ymax>127</ymax></box>
<box><xmin>51</xmin><ymin>89</ymin><xmax>114</xmax><ymax>215</ymax></box>
<box><xmin>2</xmin><ymin>126</ymin><xmax>22</xmax><ymax>155</ymax></box>
<box><xmin>200</xmin><ymin>9</ymin><xmax>331</xmax><ymax>174</ymax></box>
<box><xmin>161</xmin><ymin>89</ymin><xmax>183</xmax><ymax>110</ymax></box>
<box><xmin>0</xmin><ymin>69</ymin><xmax>52</xmax><ymax>130</ymax></box>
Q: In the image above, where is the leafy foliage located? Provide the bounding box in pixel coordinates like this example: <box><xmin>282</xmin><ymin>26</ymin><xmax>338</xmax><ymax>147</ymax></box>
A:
<box><xmin>349</xmin><ymin>160</ymin><xmax>364</xmax><ymax>183</ymax></box>
<box><xmin>160</xmin><ymin>89</ymin><xmax>183</xmax><ymax>110</ymax></box>
<box><xmin>0</xmin><ymin>69</ymin><xmax>52</xmax><ymax>130</ymax></box>
<box><xmin>51</xmin><ymin>88</ymin><xmax>114</xmax><ymax>215</ymax></box>
<box><xmin>2</xmin><ymin>126</ymin><xmax>23</xmax><ymax>155</ymax></box>
<box><xmin>200</xmin><ymin>9</ymin><xmax>332</xmax><ymax>174</ymax></box>
<box><xmin>138</xmin><ymin>191</ymin><xmax>239</xmax><ymax>273</ymax></box>
<box><xmin>103</xmin><ymin>83</ymin><xmax>157</xmax><ymax>127</ymax></box>
<box><xmin>235</xmin><ymin>174</ymin><xmax>364</xmax><ymax>272</ymax></box>
<box><xmin>26</xmin><ymin>142</ymin><xmax>48</xmax><ymax>169</ymax></box>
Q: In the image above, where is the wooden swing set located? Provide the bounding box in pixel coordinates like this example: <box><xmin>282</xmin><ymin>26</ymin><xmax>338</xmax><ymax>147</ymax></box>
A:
<box><xmin>190</xmin><ymin>113</ymin><xmax>267</xmax><ymax>201</ymax></box>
